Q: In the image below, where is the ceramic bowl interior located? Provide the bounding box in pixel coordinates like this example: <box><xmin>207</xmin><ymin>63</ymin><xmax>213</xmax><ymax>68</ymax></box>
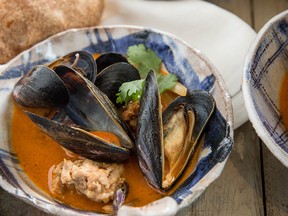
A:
<box><xmin>243</xmin><ymin>10</ymin><xmax>288</xmax><ymax>167</ymax></box>
<box><xmin>0</xmin><ymin>25</ymin><xmax>233</xmax><ymax>215</ymax></box>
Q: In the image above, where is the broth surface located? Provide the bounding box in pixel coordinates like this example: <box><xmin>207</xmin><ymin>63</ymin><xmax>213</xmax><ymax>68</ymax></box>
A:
<box><xmin>11</xmin><ymin>104</ymin><xmax>163</xmax><ymax>213</ymax></box>
<box><xmin>280</xmin><ymin>73</ymin><xmax>288</xmax><ymax>127</ymax></box>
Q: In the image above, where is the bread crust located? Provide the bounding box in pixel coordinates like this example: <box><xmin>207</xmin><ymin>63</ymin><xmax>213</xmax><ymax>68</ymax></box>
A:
<box><xmin>0</xmin><ymin>0</ymin><xmax>104</xmax><ymax>64</ymax></box>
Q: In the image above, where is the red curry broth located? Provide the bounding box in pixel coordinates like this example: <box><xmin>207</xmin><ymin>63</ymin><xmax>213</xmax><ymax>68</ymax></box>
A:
<box><xmin>280</xmin><ymin>73</ymin><xmax>288</xmax><ymax>126</ymax></box>
<box><xmin>10</xmin><ymin>57</ymin><xmax>197</xmax><ymax>212</ymax></box>
<box><xmin>11</xmin><ymin>104</ymin><xmax>163</xmax><ymax>213</ymax></box>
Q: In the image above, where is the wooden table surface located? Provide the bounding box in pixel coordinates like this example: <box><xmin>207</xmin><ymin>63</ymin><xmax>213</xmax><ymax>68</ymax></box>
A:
<box><xmin>1</xmin><ymin>0</ymin><xmax>288</xmax><ymax>215</ymax></box>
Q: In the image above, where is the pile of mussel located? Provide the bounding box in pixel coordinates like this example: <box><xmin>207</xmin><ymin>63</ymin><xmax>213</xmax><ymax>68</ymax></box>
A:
<box><xmin>12</xmin><ymin>50</ymin><xmax>215</xmax><ymax>193</ymax></box>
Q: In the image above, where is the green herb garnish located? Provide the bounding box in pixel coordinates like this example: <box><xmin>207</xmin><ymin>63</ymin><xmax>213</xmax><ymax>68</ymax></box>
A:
<box><xmin>116</xmin><ymin>79</ymin><xmax>145</xmax><ymax>106</ymax></box>
<box><xmin>157</xmin><ymin>73</ymin><xmax>178</xmax><ymax>94</ymax></box>
<box><xmin>127</xmin><ymin>44</ymin><xmax>162</xmax><ymax>78</ymax></box>
<box><xmin>116</xmin><ymin>44</ymin><xmax>178</xmax><ymax>105</ymax></box>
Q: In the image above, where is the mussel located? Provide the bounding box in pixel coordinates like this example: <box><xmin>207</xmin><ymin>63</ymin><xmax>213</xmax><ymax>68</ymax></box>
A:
<box><xmin>53</xmin><ymin>65</ymin><xmax>134</xmax><ymax>148</ymax></box>
<box><xmin>95</xmin><ymin>62</ymin><xmax>140</xmax><ymax>104</ymax></box>
<box><xmin>48</xmin><ymin>50</ymin><xmax>97</xmax><ymax>83</ymax></box>
<box><xmin>135</xmin><ymin>70</ymin><xmax>215</xmax><ymax>191</ymax></box>
<box><xmin>12</xmin><ymin>51</ymin><xmax>143</xmax><ymax>162</ymax></box>
<box><xmin>94</xmin><ymin>52</ymin><xmax>140</xmax><ymax>104</ymax></box>
<box><xmin>26</xmin><ymin>111</ymin><xmax>130</xmax><ymax>162</ymax></box>
<box><xmin>95</xmin><ymin>52</ymin><xmax>128</xmax><ymax>72</ymax></box>
<box><xmin>12</xmin><ymin>65</ymin><xmax>70</xmax><ymax>108</ymax></box>
<box><xmin>12</xmin><ymin>50</ymin><xmax>216</xmax><ymax>192</ymax></box>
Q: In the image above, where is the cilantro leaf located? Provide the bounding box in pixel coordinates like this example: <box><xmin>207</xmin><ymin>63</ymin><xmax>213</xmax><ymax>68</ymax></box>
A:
<box><xmin>116</xmin><ymin>44</ymin><xmax>179</xmax><ymax>105</ymax></box>
<box><xmin>116</xmin><ymin>79</ymin><xmax>145</xmax><ymax>106</ymax></box>
<box><xmin>116</xmin><ymin>73</ymin><xmax>178</xmax><ymax>105</ymax></box>
<box><xmin>127</xmin><ymin>44</ymin><xmax>162</xmax><ymax>78</ymax></box>
<box><xmin>157</xmin><ymin>73</ymin><xmax>178</xmax><ymax>94</ymax></box>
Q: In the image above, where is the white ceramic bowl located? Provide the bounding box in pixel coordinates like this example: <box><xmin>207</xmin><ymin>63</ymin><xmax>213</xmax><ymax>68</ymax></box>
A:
<box><xmin>0</xmin><ymin>25</ymin><xmax>233</xmax><ymax>215</ymax></box>
<box><xmin>243</xmin><ymin>10</ymin><xmax>288</xmax><ymax>167</ymax></box>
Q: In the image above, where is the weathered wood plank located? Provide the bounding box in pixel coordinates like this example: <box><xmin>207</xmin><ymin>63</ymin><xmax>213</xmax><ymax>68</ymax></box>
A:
<box><xmin>253</xmin><ymin>0</ymin><xmax>288</xmax><ymax>31</ymax></box>
<box><xmin>262</xmin><ymin>145</ymin><xmax>288</xmax><ymax>216</ymax></box>
<box><xmin>177</xmin><ymin>122</ymin><xmax>264</xmax><ymax>216</ymax></box>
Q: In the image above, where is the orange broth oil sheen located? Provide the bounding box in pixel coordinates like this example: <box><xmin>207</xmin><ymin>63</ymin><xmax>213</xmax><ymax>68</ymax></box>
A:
<box><xmin>280</xmin><ymin>73</ymin><xmax>288</xmax><ymax>127</ymax></box>
<box><xmin>11</xmin><ymin>104</ymin><xmax>163</xmax><ymax>213</ymax></box>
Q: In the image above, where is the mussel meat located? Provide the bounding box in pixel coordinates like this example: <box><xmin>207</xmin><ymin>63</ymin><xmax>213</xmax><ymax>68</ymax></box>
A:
<box><xmin>135</xmin><ymin>70</ymin><xmax>215</xmax><ymax>191</ymax></box>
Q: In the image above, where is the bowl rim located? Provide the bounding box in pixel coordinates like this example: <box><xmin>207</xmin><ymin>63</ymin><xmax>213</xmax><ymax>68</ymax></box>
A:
<box><xmin>242</xmin><ymin>9</ymin><xmax>288</xmax><ymax>167</ymax></box>
<box><xmin>0</xmin><ymin>24</ymin><xmax>234</xmax><ymax>215</ymax></box>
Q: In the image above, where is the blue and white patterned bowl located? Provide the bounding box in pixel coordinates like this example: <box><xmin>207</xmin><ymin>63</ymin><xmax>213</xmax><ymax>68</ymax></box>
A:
<box><xmin>0</xmin><ymin>25</ymin><xmax>233</xmax><ymax>215</ymax></box>
<box><xmin>243</xmin><ymin>10</ymin><xmax>288</xmax><ymax>167</ymax></box>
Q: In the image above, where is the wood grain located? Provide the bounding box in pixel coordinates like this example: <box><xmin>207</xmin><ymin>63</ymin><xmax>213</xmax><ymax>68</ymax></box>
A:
<box><xmin>253</xmin><ymin>0</ymin><xmax>288</xmax><ymax>31</ymax></box>
<box><xmin>177</xmin><ymin>122</ymin><xmax>264</xmax><ymax>216</ymax></box>
<box><xmin>207</xmin><ymin>1</ymin><xmax>288</xmax><ymax>216</ymax></box>
<box><xmin>181</xmin><ymin>0</ymin><xmax>264</xmax><ymax>215</ymax></box>
<box><xmin>262</xmin><ymin>144</ymin><xmax>288</xmax><ymax>216</ymax></box>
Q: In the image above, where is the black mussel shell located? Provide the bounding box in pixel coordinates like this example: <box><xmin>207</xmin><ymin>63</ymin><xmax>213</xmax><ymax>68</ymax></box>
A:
<box><xmin>48</xmin><ymin>51</ymin><xmax>97</xmax><ymax>83</ymax></box>
<box><xmin>163</xmin><ymin>90</ymin><xmax>215</xmax><ymax>145</ymax></box>
<box><xmin>161</xmin><ymin>90</ymin><xmax>215</xmax><ymax>190</ymax></box>
<box><xmin>95</xmin><ymin>62</ymin><xmax>140</xmax><ymax>104</ymax></box>
<box><xmin>96</xmin><ymin>52</ymin><xmax>128</xmax><ymax>72</ymax></box>
<box><xmin>135</xmin><ymin>70</ymin><xmax>163</xmax><ymax>190</ymax></box>
<box><xmin>135</xmin><ymin>70</ymin><xmax>215</xmax><ymax>191</ymax></box>
<box><xmin>12</xmin><ymin>65</ymin><xmax>69</xmax><ymax>108</ymax></box>
<box><xmin>26</xmin><ymin>111</ymin><xmax>130</xmax><ymax>163</ymax></box>
<box><xmin>53</xmin><ymin>65</ymin><xmax>134</xmax><ymax>149</ymax></box>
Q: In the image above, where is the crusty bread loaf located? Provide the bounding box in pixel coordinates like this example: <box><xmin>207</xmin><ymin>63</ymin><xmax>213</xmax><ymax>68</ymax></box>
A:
<box><xmin>0</xmin><ymin>0</ymin><xmax>104</xmax><ymax>64</ymax></box>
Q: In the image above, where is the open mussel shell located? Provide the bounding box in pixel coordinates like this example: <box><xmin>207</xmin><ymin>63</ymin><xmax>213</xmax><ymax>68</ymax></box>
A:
<box><xmin>95</xmin><ymin>62</ymin><xmax>141</xmax><ymax>104</ymax></box>
<box><xmin>96</xmin><ymin>52</ymin><xmax>128</xmax><ymax>72</ymax></box>
<box><xmin>51</xmin><ymin>109</ymin><xmax>77</xmax><ymax>127</ymax></box>
<box><xmin>12</xmin><ymin>65</ymin><xmax>69</xmax><ymax>108</ymax></box>
<box><xmin>162</xmin><ymin>90</ymin><xmax>215</xmax><ymax>190</ymax></box>
<box><xmin>25</xmin><ymin>111</ymin><xmax>130</xmax><ymax>162</ymax></box>
<box><xmin>53</xmin><ymin>65</ymin><xmax>134</xmax><ymax>149</ymax></box>
<box><xmin>136</xmin><ymin>70</ymin><xmax>215</xmax><ymax>192</ymax></box>
<box><xmin>164</xmin><ymin>90</ymin><xmax>216</xmax><ymax>145</ymax></box>
<box><xmin>48</xmin><ymin>51</ymin><xmax>97</xmax><ymax>83</ymax></box>
<box><xmin>161</xmin><ymin>102</ymin><xmax>196</xmax><ymax>190</ymax></box>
